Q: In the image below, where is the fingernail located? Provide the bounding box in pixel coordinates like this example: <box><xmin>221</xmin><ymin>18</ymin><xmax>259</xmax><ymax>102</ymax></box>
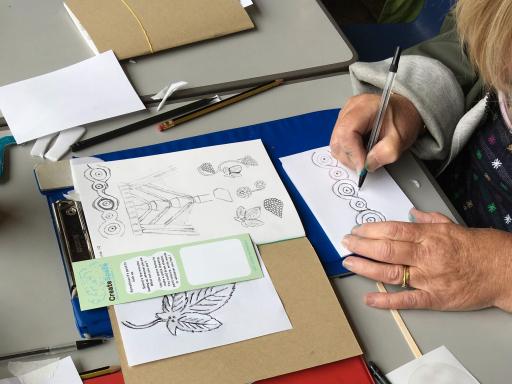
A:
<box><xmin>342</xmin><ymin>257</ymin><xmax>354</xmax><ymax>269</ymax></box>
<box><xmin>365</xmin><ymin>295</ymin><xmax>376</xmax><ymax>306</ymax></box>
<box><xmin>351</xmin><ymin>224</ymin><xmax>361</xmax><ymax>233</ymax></box>
<box><xmin>408</xmin><ymin>212</ymin><xmax>416</xmax><ymax>222</ymax></box>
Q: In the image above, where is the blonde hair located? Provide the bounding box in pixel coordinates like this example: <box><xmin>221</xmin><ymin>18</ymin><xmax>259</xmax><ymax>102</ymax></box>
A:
<box><xmin>455</xmin><ymin>0</ymin><xmax>512</xmax><ymax>93</ymax></box>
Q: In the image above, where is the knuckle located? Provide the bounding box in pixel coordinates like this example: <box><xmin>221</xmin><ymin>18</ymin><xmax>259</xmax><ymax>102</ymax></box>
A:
<box><xmin>378</xmin><ymin>240</ymin><xmax>393</xmax><ymax>260</ymax></box>
<box><xmin>386</xmin><ymin>222</ymin><xmax>403</xmax><ymax>240</ymax></box>
<box><xmin>386</xmin><ymin>265</ymin><xmax>402</xmax><ymax>284</ymax></box>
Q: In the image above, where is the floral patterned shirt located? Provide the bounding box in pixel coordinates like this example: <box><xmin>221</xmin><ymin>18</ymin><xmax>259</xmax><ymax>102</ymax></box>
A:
<box><xmin>438</xmin><ymin>91</ymin><xmax>512</xmax><ymax>230</ymax></box>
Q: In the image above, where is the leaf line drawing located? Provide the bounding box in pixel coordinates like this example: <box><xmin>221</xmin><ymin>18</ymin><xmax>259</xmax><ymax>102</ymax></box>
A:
<box><xmin>119</xmin><ymin>167</ymin><xmax>233</xmax><ymax>236</ymax></box>
<box><xmin>234</xmin><ymin>206</ymin><xmax>264</xmax><ymax>227</ymax></box>
<box><xmin>198</xmin><ymin>155</ymin><xmax>258</xmax><ymax>178</ymax></box>
<box><xmin>311</xmin><ymin>150</ymin><xmax>386</xmax><ymax>224</ymax></box>
<box><xmin>122</xmin><ymin>284</ymin><xmax>236</xmax><ymax>336</ymax></box>
<box><xmin>236</xmin><ymin>180</ymin><xmax>266</xmax><ymax>198</ymax></box>
<box><xmin>84</xmin><ymin>164</ymin><xmax>125</xmax><ymax>238</ymax></box>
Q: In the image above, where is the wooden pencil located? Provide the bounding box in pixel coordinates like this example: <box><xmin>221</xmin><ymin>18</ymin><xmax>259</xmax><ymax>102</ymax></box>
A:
<box><xmin>159</xmin><ymin>79</ymin><xmax>284</xmax><ymax>131</ymax></box>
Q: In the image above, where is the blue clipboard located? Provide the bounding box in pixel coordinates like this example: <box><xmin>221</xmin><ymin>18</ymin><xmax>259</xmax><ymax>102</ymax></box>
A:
<box><xmin>40</xmin><ymin>108</ymin><xmax>348</xmax><ymax>338</ymax></box>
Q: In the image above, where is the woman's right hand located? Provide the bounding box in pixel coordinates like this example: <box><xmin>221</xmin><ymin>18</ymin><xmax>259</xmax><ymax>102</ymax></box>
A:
<box><xmin>330</xmin><ymin>93</ymin><xmax>424</xmax><ymax>173</ymax></box>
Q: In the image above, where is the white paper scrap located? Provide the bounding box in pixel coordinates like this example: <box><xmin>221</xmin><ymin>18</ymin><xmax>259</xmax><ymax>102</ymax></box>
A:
<box><xmin>151</xmin><ymin>81</ymin><xmax>188</xmax><ymax>112</ymax></box>
<box><xmin>17</xmin><ymin>357</ymin><xmax>82</xmax><ymax>384</ymax></box>
<box><xmin>44</xmin><ymin>126</ymin><xmax>86</xmax><ymax>161</ymax></box>
<box><xmin>0</xmin><ymin>50</ymin><xmax>145</xmax><ymax>143</ymax></box>
<box><xmin>115</xmin><ymin>253</ymin><xmax>292</xmax><ymax>366</ymax></box>
<box><xmin>387</xmin><ymin>346</ymin><xmax>479</xmax><ymax>384</ymax></box>
<box><xmin>280</xmin><ymin>146</ymin><xmax>414</xmax><ymax>258</ymax></box>
<box><xmin>70</xmin><ymin>139</ymin><xmax>304</xmax><ymax>258</ymax></box>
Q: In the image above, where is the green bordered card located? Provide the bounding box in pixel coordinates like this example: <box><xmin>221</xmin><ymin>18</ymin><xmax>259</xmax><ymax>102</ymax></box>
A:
<box><xmin>73</xmin><ymin>234</ymin><xmax>262</xmax><ymax>310</ymax></box>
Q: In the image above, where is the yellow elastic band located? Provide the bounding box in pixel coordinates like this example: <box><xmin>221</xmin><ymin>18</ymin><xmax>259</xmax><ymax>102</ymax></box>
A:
<box><xmin>118</xmin><ymin>0</ymin><xmax>154</xmax><ymax>54</ymax></box>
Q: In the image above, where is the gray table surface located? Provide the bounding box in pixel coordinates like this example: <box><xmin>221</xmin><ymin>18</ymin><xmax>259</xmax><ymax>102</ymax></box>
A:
<box><xmin>1</xmin><ymin>74</ymin><xmax>511</xmax><ymax>382</ymax></box>
<box><xmin>0</xmin><ymin>0</ymin><xmax>355</xmax><ymax>100</ymax></box>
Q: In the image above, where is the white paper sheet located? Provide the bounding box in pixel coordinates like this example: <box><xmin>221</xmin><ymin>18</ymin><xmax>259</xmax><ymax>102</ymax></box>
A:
<box><xmin>17</xmin><ymin>357</ymin><xmax>82</xmax><ymax>384</ymax></box>
<box><xmin>0</xmin><ymin>51</ymin><xmax>145</xmax><ymax>143</ymax></box>
<box><xmin>115</xmin><ymin>255</ymin><xmax>292</xmax><ymax>366</ymax></box>
<box><xmin>71</xmin><ymin>139</ymin><xmax>305</xmax><ymax>258</ymax></box>
<box><xmin>280</xmin><ymin>147</ymin><xmax>414</xmax><ymax>258</ymax></box>
<box><xmin>386</xmin><ymin>346</ymin><xmax>479</xmax><ymax>384</ymax></box>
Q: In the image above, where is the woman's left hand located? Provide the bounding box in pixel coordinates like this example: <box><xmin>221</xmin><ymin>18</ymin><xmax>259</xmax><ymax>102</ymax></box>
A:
<box><xmin>342</xmin><ymin>208</ymin><xmax>512</xmax><ymax>312</ymax></box>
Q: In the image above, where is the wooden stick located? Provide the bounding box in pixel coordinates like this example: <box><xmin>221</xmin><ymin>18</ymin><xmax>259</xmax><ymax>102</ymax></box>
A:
<box><xmin>376</xmin><ymin>282</ymin><xmax>423</xmax><ymax>358</ymax></box>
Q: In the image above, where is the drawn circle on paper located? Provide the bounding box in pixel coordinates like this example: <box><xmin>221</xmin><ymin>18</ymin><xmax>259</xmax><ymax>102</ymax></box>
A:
<box><xmin>332</xmin><ymin>180</ymin><xmax>358</xmax><ymax>199</ymax></box>
<box><xmin>408</xmin><ymin>362</ymin><xmax>475</xmax><ymax>384</ymax></box>
<box><xmin>89</xmin><ymin>167</ymin><xmax>110</xmax><ymax>181</ymax></box>
<box><xmin>92</xmin><ymin>181</ymin><xmax>107</xmax><ymax>191</ymax></box>
<box><xmin>100</xmin><ymin>221</ymin><xmax>124</xmax><ymax>237</ymax></box>
<box><xmin>101</xmin><ymin>211</ymin><xmax>117</xmax><ymax>220</ymax></box>
<box><xmin>311</xmin><ymin>152</ymin><xmax>333</xmax><ymax>168</ymax></box>
<box><xmin>94</xmin><ymin>197</ymin><xmax>116</xmax><ymax>210</ymax></box>
<box><xmin>329</xmin><ymin>167</ymin><xmax>348</xmax><ymax>180</ymax></box>
<box><xmin>356</xmin><ymin>210</ymin><xmax>386</xmax><ymax>224</ymax></box>
<box><xmin>349</xmin><ymin>197</ymin><xmax>367</xmax><ymax>211</ymax></box>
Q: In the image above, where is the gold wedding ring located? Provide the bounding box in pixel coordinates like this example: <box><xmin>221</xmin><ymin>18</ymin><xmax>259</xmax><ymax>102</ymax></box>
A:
<box><xmin>401</xmin><ymin>265</ymin><xmax>410</xmax><ymax>288</ymax></box>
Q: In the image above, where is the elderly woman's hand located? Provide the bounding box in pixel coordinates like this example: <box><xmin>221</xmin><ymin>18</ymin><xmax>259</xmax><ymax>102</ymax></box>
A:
<box><xmin>341</xmin><ymin>208</ymin><xmax>512</xmax><ymax>312</ymax></box>
<box><xmin>330</xmin><ymin>93</ymin><xmax>424</xmax><ymax>173</ymax></box>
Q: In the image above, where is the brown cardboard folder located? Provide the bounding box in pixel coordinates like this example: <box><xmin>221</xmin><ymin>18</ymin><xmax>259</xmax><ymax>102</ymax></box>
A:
<box><xmin>65</xmin><ymin>0</ymin><xmax>254</xmax><ymax>60</ymax></box>
<box><xmin>110</xmin><ymin>237</ymin><xmax>362</xmax><ymax>384</ymax></box>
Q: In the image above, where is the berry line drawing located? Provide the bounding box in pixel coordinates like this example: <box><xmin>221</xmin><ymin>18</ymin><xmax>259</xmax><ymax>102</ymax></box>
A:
<box><xmin>83</xmin><ymin>164</ymin><xmax>125</xmax><ymax>238</ymax></box>
<box><xmin>119</xmin><ymin>167</ymin><xmax>233</xmax><ymax>236</ymax></box>
<box><xmin>198</xmin><ymin>155</ymin><xmax>259</xmax><ymax>178</ymax></box>
<box><xmin>122</xmin><ymin>284</ymin><xmax>236</xmax><ymax>336</ymax></box>
<box><xmin>311</xmin><ymin>150</ymin><xmax>386</xmax><ymax>224</ymax></box>
<box><xmin>263</xmin><ymin>198</ymin><xmax>284</xmax><ymax>218</ymax></box>
<box><xmin>236</xmin><ymin>180</ymin><xmax>266</xmax><ymax>198</ymax></box>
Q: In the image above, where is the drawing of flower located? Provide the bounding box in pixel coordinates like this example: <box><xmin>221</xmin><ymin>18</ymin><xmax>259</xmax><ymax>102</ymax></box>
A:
<box><xmin>488</xmin><ymin>135</ymin><xmax>497</xmax><ymax>145</ymax></box>
<box><xmin>122</xmin><ymin>284</ymin><xmax>236</xmax><ymax>335</ymax></box>
<box><xmin>488</xmin><ymin>203</ymin><xmax>497</xmax><ymax>214</ymax></box>
<box><xmin>234</xmin><ymin>206</ymin><xmax>264</xmax><ymax>227</ymax></box>
<box><xmin>505</xmin><ymin>214</ymin><xmax>512</xmax><ymax>225</ymax></box>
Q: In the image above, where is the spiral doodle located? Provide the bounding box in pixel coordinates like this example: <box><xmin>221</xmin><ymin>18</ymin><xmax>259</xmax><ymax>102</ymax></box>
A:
<box><xmin>311</xmin><ymin>150</ymin><xmax>386</xmax><ymax>225</ymax></box>
<box><xmin>84</xmin><ymin>164</ymin><xmax>125</xmax><ymax>238</ymax></box>
<box><xmin>356</xmin><ymin>210</ymin><xmax>386</xmax><ymax>224</ymax></box>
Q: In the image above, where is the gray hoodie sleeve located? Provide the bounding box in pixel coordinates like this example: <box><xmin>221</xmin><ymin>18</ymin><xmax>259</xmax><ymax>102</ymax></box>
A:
<box><xmin>349</xmin><ymin>55</ymin><xmax>465</xmax><ymax>161</ymax></box>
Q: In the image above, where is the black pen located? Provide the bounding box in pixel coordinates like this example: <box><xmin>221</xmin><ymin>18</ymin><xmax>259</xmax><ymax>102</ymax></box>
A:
<box><xmin>358</xmin><ymin>46</ymin><xmax>402</xmax><ymax>189</ymax></box>
<box><xmin>368</xmin><ymin>361</ymin><xmax>392</xmax><ymax>384</ymax></box>
<box><xmin>71</xmin><ymin>95</ymin><xmax>220</xmax><ymax>151</ymax></box>
<box><xmin>0</xmin><ymin>338</ymin><xmax>108</xmax><ymax>361</ymax></box>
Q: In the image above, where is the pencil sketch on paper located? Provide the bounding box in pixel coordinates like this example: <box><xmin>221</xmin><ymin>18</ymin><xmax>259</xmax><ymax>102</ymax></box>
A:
<box><xmin>234</xmin><ymin>206</ymin><xmax>264</xmax><ymax>227</ymax></box>
<box><xmin>118</xmin><ymin>167</ymin><xmax>233</xmax><ymax>236</ymax></box>
<box><xmin>236</xmin><ymin>180</ymin><xmax>266</xmax><ymax>198</ymax></box>
<box><xmin>311</xmin><ymin>150</ymin><xmax>386</xmax><ymax>224</ymax></box>
<box><xmin>263</xmin><ymin>198</ymin><xmax>284</xmax><ymax>218</ymax></box>
<box><xmin>122</xmin><ymin>284</ymin><xmax>236</xmax><ymax>336</ymax></box>
<box><xmin>84</xmin><ymin>164</ymin><xmax>125</xmax><ymax>238</ymax></box>
<box><xmin>197</xmin><ymin>155</ymin><xmax>259</xmax><ymax>178</ymax></box>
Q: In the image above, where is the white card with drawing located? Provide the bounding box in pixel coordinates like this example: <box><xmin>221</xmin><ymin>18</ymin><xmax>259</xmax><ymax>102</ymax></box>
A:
<box><xmin>386</xmin><ymin>346</ymin><xmax>479</xmax><ymax>384</ymax></box>
<box><xmin>115</xmin><ymin>254</ymin><xmax>292</xmax><ymax>366</ymax></box>
<box><xmin>70</xmin><ymin>139</ymin><xmax>305</xmax><ymax>258</ymax></box>
<box><xmin>280</xmin><ymin>147</ymin><xmax>414</xmax><ymax>258</ymax></box>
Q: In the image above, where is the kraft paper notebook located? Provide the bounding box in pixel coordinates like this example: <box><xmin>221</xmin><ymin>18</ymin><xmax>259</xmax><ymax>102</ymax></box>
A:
<box><xmin>64</xmin><ymin>0</ymin><xmax>254</xmax><ymax>60</ymax></box>
<box><xmin>110</xmin><ymin>238</ymin><xmax>362</xmax><ymax>384</ymax></box>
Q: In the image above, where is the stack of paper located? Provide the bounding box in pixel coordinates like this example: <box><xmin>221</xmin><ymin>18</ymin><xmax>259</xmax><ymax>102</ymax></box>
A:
<box><xmin>0</xmin><ymin>51</ymin><xmax>144</xmax><ymax>144</ymax></box>
<box><xmin>70</xmin><ymin>139</ymin><xmax>305</xmax><ymax>365</ymax></box>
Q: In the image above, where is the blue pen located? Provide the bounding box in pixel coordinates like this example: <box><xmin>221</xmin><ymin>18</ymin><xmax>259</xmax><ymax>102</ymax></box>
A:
<box><xmin>358</xmin><ymin>46</ymin><xmax>402</xmax><ymax>189</ymax></box>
